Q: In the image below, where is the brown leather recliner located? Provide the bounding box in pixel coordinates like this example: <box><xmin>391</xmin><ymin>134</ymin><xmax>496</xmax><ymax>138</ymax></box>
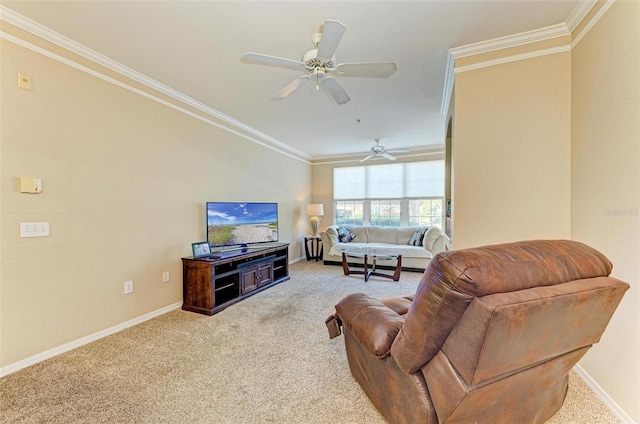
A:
<box><xmin>326</xmin><ymin>240</ymin><xmax>629</xmax><ymax>423</ymax></box>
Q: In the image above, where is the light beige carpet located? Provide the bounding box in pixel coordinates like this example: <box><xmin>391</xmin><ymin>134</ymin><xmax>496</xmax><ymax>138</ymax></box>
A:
<box><xmin>0</xmin><ymin>260</ymin><xmax>621</xmax><ymax>423</ymax></box>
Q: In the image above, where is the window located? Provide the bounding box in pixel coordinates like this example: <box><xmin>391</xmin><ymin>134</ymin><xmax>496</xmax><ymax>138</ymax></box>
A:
<box><xmin>408</xmin><ymin>198</ymin><xmax>443</xmax><ymax>227</ymax></box>
<box><xmin>370</xmin><ymin>200</ymin><xmax>401</xmax><ymax>227</ymax></box>
<box><xmin>335</xmin><ymin>200</ymin><xmax>364</xmax><ymax>226</ymax></box>
<box><xmin>334</xmin><ymin>161</ymin><xmax>444</xmax><ymax>228</ymax></box>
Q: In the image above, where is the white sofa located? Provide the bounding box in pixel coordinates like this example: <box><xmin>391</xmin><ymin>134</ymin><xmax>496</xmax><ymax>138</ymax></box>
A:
<box><xmin>320</xmin><ymin>225</ymin><xmax>445</xmax><ymax>271</ymax></box>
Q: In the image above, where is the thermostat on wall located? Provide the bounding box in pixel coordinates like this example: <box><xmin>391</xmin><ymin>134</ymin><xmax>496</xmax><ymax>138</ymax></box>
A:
<box><xmin>20</xmin><ymin>177</ymin><xmax>42</xmax><ymax>193</ymax></box>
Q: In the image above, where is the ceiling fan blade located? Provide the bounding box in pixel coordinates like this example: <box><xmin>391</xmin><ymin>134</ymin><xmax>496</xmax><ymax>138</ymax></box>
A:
<box><xmin>272</xmin><ymin>75</ymin><xmax>311</xmax><ymax>100</ymax></box>
<box><xmin>387</xmin><ymin>149</ymin><xmax>411</xmax><ymax>153</ymax></box>
<box><xmin>321</xmin><ymin>77</ymin><xmax>351</xmax><ymax>105</ymax></box>
<box><xmin>242</xmin><ymin>52</ymin><xmax>305</xmax><ymax>70</ymax></box>
<box><xmin>360</xmin><ymin>154</ymin><xmax>375</xmax><ymax>163</ymax></box>
<box><xmin>336</xmin><ymin>62</ymin><xmax>398</xmax><ymax>78</ymax></box>
<box><xmin>381</xmin><ymin>152</ymin><xmax>397</xmax><ymax>161</ymax></box>
<box><xmin>317</xmin><ymin>20</ymin><xmax>347</xmax><ymax>59</ymax></box>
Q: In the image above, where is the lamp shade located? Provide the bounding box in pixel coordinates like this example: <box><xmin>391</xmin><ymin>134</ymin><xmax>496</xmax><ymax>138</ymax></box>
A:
<box><xmin>306</xmin><ymin>204</ymin><xmax>324</xmax><ymax>217</ymax></box>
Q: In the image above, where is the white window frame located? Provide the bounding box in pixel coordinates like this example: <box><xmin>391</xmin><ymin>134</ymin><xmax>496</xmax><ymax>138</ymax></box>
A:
<box><xmin>335</xmin><ymin>197</ymin><xmax>443</xmax><ymax>228</ymax></box>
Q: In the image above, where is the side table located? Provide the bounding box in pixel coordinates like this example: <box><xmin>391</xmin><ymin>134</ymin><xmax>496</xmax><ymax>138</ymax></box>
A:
<box><xmin>304</xmin><ymin>235</ymin><xmax>323</xmax><ymax>261</ymax></box>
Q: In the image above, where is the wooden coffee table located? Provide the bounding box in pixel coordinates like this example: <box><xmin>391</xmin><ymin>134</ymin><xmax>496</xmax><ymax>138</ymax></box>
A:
<box><xmin>341</xmin><ymin>247</ymin><xmax>403</xmax><ymax>282</ymax></box>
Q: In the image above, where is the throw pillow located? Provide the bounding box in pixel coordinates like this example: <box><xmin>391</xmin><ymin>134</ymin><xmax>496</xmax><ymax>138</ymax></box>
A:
<box><xmin>337</xmin><ymin>226</ymin><xmax>357</xmax><ymax>243</ymax></box>
<box><xmin>408</xmin><ymin>227</ymin><xmax>429</xmax><ymax>246</ymax></box>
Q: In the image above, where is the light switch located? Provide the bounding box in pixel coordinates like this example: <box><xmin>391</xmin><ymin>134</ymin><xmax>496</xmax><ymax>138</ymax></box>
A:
<box><xmin>20</xmin><ymin>222</ymin><xmax>49</xmax><ymax>238</ymax></box>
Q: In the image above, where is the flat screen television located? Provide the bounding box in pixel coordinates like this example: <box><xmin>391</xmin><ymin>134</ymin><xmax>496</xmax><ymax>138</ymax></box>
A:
<box><xmin>206</xmin><ymin>202</ymin><xmax>278</xmax><ymax>248</ymax></box>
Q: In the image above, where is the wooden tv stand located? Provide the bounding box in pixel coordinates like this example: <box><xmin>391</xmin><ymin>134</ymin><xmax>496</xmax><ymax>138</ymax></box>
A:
<box><xmin>181</xmin><ymin>243</ymin><xmax>289</xmax><ymax>316</ymax></box>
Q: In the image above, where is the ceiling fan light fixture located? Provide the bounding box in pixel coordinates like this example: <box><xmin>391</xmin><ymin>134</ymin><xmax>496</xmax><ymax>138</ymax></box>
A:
<box><xmin>315</xmin><ymin>68</ymin><xmax>325</xmax><ymax>90</ymax></box>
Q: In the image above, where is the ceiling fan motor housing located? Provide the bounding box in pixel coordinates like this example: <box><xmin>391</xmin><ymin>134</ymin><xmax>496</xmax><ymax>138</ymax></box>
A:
<box><xmin>303</xmin><ymin>49</ymin><xmax>336</xmax><ymax>70</ymax></box>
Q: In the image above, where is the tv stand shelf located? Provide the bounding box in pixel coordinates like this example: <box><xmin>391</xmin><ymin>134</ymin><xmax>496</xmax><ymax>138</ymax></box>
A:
<box><xmin>181</xmin><ymin>243</ymin><xmax>289</xmax><ymax>316</ymax></box>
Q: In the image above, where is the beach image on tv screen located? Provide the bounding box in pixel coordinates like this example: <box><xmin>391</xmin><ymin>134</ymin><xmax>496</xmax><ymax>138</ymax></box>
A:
<box><xmin>207</xmin><ymin>202</ymin><xmax>278</xmax><ymax>246</ymax></box>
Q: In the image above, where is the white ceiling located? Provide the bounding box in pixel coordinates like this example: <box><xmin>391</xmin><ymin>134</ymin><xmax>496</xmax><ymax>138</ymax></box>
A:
<box><xmin>2</xmin><ymin>1</ymin><xmax>582</xmax><ymax>161</ymax></box>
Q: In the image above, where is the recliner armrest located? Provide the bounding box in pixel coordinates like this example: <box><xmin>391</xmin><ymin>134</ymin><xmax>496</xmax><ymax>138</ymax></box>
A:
<box><xmin>335</xmin><ymin>293</ymin><xmax>405</xmax><ymax>358</ymax></box>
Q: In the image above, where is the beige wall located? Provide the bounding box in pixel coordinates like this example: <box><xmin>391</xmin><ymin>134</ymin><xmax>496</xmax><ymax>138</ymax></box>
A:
<box><xmin>450</xmin><ymin>2</ymin><xmax>638</xmax><ymax>419</ymax></box>
<box><xmin>310</xmin><ymin>161</ymin><xmax>335</xmax><ymax>230</ymax></box>
<box><xmin>452</xmin><ymin>52</ymin><xmax>572</xmax><ymax>248</ymax></box>
<box><xmin>570</xmin><ymin>0</ymin><xmax>640</xmax><ymax>420</ymax></box>
<box><xmin>1</xmin><ymin>38</ymin><xmax>311</xmax><ymax>367</ymax></box>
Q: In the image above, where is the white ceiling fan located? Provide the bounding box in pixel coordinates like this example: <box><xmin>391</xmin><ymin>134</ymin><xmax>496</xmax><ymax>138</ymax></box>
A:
<box><xmin>360</xmin><ymin>138</ymin><xmax>410</xmax><ymax>162</ymax></box>
<box><xmin>242</xmin><ymin>19</ymin><xmax>397</xmax><ymax>105</ymax></box>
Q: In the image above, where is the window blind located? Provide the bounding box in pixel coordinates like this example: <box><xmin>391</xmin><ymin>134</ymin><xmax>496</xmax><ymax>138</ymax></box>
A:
<box><xmin>334</xmin><ymin>160</ymin><xmax>444</xmax><ymax>200</ymax></box>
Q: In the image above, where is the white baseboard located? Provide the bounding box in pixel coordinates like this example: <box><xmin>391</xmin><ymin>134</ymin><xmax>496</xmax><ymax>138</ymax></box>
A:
<box><xmin>573</xmin><ymin>364</ymin><xmax>637</xmax><ymax>424</ymax></box>
<box><xmin>2</xmin><ymin>256</ymin><xmax>305</xmax><ymax>378</ymax></box>
<box><xmin>3</xmin><ymin>298</ymin><xmax>634</xmax><ymax>424</ymax></box>
<box><xmin>0</xmin><ymin>301</ymin><xmax>183</xmax><ymax>378</ymax></box>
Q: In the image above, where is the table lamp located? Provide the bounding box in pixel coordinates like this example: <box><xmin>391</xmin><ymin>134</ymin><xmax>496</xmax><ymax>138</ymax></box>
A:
<box><xmin>306</xmin><ymin>204</ymin><xmax>324</xmax><ymax>237</ymax></box>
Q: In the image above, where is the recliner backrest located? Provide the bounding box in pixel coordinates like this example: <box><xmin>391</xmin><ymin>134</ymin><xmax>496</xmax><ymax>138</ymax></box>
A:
<box><xmin>440</xmin><ymin>276</ymin><xmax>628</xmax><ymax>386</ymax></box>
<box><xmin>390</xmin><ymin>239</ymin><xmax>615</xmax><ymax>374</ymax></box>
<box><xmin>421</xmin><ymin>274</ymin><xmax>628</xmax><ymax>423</ymax></box>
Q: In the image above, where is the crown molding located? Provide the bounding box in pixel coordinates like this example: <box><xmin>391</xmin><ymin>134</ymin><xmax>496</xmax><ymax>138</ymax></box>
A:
<box><xmin>1</xmin><ymin>30</ymin><xmax>312</xmax><ymax>166</ymax></box>
<box><xmin>565</xmin><ymin>0</ymin><xmax>598</xmax><ymax>33</ymax></box>
<box><xmin>449</xmin><ymin>23</ymin><xmax>570</xmax><ymax>59</ymax></box>
<box><xmin>442</xmin><ymin>22</ymin><xmax>571</xmax><ymax>117</ymax></box>
<box><xmin>571</xmin><ymin>0</ymin><xmax>616</xmax><ymax>49</ymax></box>
<box><xmin>0</xmin><ymin>5</ymin><xmax>310</xmax><ymax>162</ymax></box>
<box><xmin>441</xmin><ymin>0</ymin><xmax>611</xmax><ymax>112</ymax></box>
<box><xmin>440</xmin><ymin>52</ymin><xmax>455</xmax><ymax>116</ymax></box>
<box><xmin>454</xmin><ymin>45</ymin><xmax>571</xmax><ymax>74</ymax></box>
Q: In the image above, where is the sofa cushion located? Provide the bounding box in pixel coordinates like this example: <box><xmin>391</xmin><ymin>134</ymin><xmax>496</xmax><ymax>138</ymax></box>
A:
<box><xmin>350</xmin><ymin>226</ymin><xmax>369</xmax><ymax>243</ymax></box>
<box><xmin>366</xmin><ymin>226</ymin><xmax>397</xmax><ymax>244</ymax></box>
<box><xmin>408</xmin><ymin>227</ymin><xmax>430</xmax><ymax>246</ymax></box>
<box><xmin>366</xmin><ymin>227</ymin><xmax>417</xmax><ymax>245</ymax></box>
<box><xmin>396</xmin><ymin>227</ymin><xmax>418</xmax><ymax>244</ymax></box>
<box><xmin>324</xmin><ymin>226</ymin><xmax>340</xmax><ymax>244</ymax></box>
<box><xmin>337</xmin><ymin>226</ymin><xmax>357</xmax><ymax>243</ymax></box>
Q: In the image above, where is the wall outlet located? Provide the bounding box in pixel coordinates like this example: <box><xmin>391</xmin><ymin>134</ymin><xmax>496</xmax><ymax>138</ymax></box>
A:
<box><xmin>124</xmin><ymin>280</ymin><xmax>134</xmax><ymax>294</ymax></box>
<box><xmin>162</xmin><ymin>271</ymin><xmax>170</xmax><ymax>282</ymax></box>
